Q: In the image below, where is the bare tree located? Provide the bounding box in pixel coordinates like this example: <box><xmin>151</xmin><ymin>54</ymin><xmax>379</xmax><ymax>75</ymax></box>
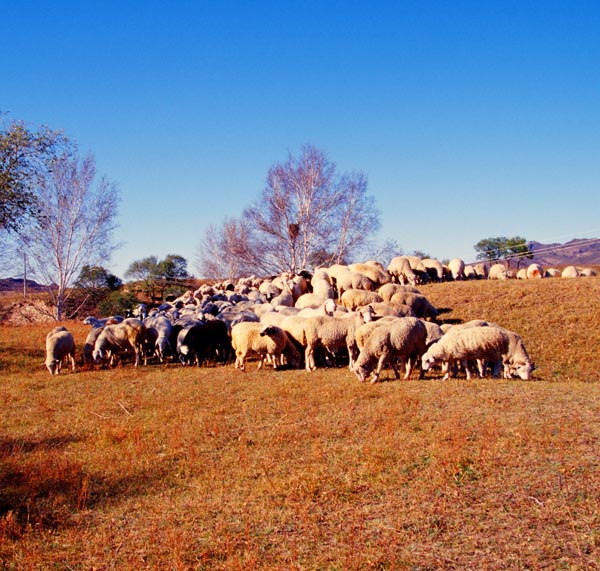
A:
<box><xmin>19</xmin><ymin>152</ymin><xmax>119</xmax><ymax>320</ymax></box>
<box><xmin>197</xmin><ymin>145</ymin><xmax>380</xmax><ymax>278</ymax></box>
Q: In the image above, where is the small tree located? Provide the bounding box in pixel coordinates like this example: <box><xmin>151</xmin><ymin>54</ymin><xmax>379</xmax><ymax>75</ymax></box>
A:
<box><xmin>73</xmin><ymin>265</ymin><xmax>122</xmax><ymax>312</ymax></box>
<box><xmin>19</xmin><ymin>151</ymin><xmax>119</xmax><ymax>320</ymax></box>
<box><xmin>475</xmin><ymin>236</ymin><xmax>533</xmax><ymax>267</ymax></box>
<box><xmin>125</xmin><ymin>254</ymin><xmax>189</xmax><ymax>301</ymax></box>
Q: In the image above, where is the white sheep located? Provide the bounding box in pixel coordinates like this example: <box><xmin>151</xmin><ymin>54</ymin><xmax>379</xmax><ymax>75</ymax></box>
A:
<box><xmin>348</xmin><ymin>262</ymin><xmax>390</xmax><ymax>287</ymax></box>
<box><xmin>388</xmin><ymin>291</ymin><xmax>438</xmax><ymax>320</ymax></box>
<box><xmin>303</xmin><ymin>311</ymin><xmax>372</xmax><ymax>371</ymax></box>
<box><xmin>45</xmin><ymin>326</ymin><xmax>76</xmax><ymax>375</ymax></box>
<box><xmin>422</xmin><ymin>323</ymin><xmax>533</xmax><ymax>380</ymax></box>
<box><xmin>377</xmin><ymin>282</ymin><xmax>420</xmax><ymax>302</ymax></box>
<box><xmin>561</xmin><ymin>266</ymin><xmax>579</xmax><ymax>278</ymax></box>
<box><xmin>448</xmin><ymin>258</ymin><xmax>466</xmax><ymax>280</ymax></box>
<box><xmin>231</xmin><ymin>322</ymin><xmax>300</xmax><ymax>371</ymax></box>
<box><xmin>516</xmin><ymin>268</ymin><xmax>528</xmax><ymax>280</ymax></box>
<box><xmin>93</xmin><ymin>318</ymin><xmax>146</xmax><ymax>368</ymax></box>
<box><xmin>422</xmin><ymin>258</ymin><xmax>444</xmax><ymax>282</ymax></box>
<box><xmin>352</xmin><ymin>317</ymin><xmax>427</xmax><ymax>383</ymax></box>
<box><xmin>474</xmin><ymin>262</ymin><xmax>489</xmax><ymax>279</ymax></box>
<box><xmin>310</xmin><ymin>271</ymin><xmax>336</xmax><ymax>300</ymax></box>
<box><xmin>544</xmin><ymin>268</ymin><xmax>561</xmax><ymax>278</ymax></box>
<box><xmin>357</xmin><ymin>301</ymin><xmax>416</xmax><ymax>319</ymax></box>
<box><xmin>488</xmin><ymin>263</ymin><xmax>509</xmax><ymax>280</ymax></box>
<box><xmin>464</xmin><ymin>265</ymin><xmax>477</xmax><ymax>279</ymax></box>
<box><xmin>580</xmin><ymin>268</ymin><xmax>597</xmax><ymax>277</ymax></box>
<box><xmin>340</xmin><ymin>289</ymin><xmax>383</xmax><ymax>311</ymax></box>
<box><xmin>526</xmin><ymin>263</ymin><xmax>544</xmax><ymax>279</ymax></box>
<box><xmin>387</xmin><ymin>256</ymin><xmax>418</xmax><ymax>285</ymax></box>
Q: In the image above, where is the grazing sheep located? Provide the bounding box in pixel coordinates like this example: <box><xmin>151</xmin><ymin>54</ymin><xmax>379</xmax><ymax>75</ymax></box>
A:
<box><xmin>526</xmin><ymin>263</ymin><xmax>544</xmax><ymax>279</ymax></box>
<box><xmin>340</xmin><ymin>289</ymin><xmax>383</xmax><ymax>311</ymax></box>
<box><xmin>488</xmin><ymin>263</ymin><xmax>509</xmax><ymax>280</ymax></box>
<box><xmin>177</xmin><ymin>320</ymin><xmax>230</xmax><ymax>366</ymax></box>
<box><xmin>561</xmin><ymin>266</ymin><xmax>579</xmax><ymax>278</ymax></box>
<box><xmin>464</xmin><ymin>265</ymin><xmax>477</xmax><ymax>280</ymax></box>
<box><xmin>348</xmin><ymin>262</ymin><xmax>390</xmax><ymax>287</ymax></box>
<box><xmin>388</xmin><ymin>292</ymin><xmax>438</xmax><ymax>320</ymax></box>
<box><xmin>231</xmin><ymin>322</ymin><xmax>300</xmax><ymax>371</ymax></box>
<box><xmin>516</xmin><ymin>268</ymin><xmax>528</xmax><ymax>280</ymax></box>
<box><xmin>421</xmin><ymin>321</ymin><xmax>532</xmax><ymax>381</ymax></box>
<box><xmin>45</xmin><ymin>327</ymin><xmax>76</xmax><ymax>375</ymax></box>
<box><xmin>303</xmin><ymin>312</ymin><xmax>372</xmax><ymax>372</ymax></box>
<box><xmin>422</xmin><ymin>258</ymin><xmax>444</xmax><ymax>282</ymax></box>
<box><xmin>421</xmin><ymin>325</ymin><xmax>508</xmax><ymax>380</ymax></box>
<box><xmin>335</xmin><ymin>270</ymin><xmax>374</xmax><ymax>298</ymax></box>
<box><xmin>387</xmin><ymin>256</ymin><xmax>418</xmax><ymax>285</ymax></box>
<box><xmin>143</xmin><ymin>314</ymin><xmax>174</xmax><ymax>362</ymax></box>
<box><xmin>474</xmin><ymin>262</ymin><xmax>490</xmax><ymax>279</ymax></box>
<box><xmin>544</xmin><ymin>268</ymin><xmax>561</xmax><ymax>278</ymax></box>
<box><xmin>83</xmin><ymin>315</ymin><xmax>124</xmax><ymax>328</ymax></box>
<box><xmin>352</xmin><ymin>317</ymin><xmax>427</xmax><ymax>383</ymax></box>
<box><xmin>93</xmin><ymin>318</ymin><xmax>146</xmax><ymax>368</ymax></box>
<box><xmin>83</xmin><ymin>326</ymin><xmax>104</xmax><ymax>365</ymax></box>
<box><xmin>378</xmin><ymin>282</ymin><xmax>420</xmax><ymax>302</ymax></box>
<box><xmin>357</xmin><ymin>301</ymin><xmax>416</xmax><ymax>319</ymax></box>
<box><xmin>580</xmin><ymin>268</ymin><xmax>597</xmax><ymax>277</ymax></box>
<box><xmin>448</xmin><ymin>258</ymin><xmax>466</xmax><ymax>280</ymax></box>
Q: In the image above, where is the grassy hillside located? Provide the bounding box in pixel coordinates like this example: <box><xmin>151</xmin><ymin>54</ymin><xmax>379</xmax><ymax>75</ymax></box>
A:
<box><xmin>0</xmin><ymin>278</ymin><xmax>599</xmax><ymax>570</ymax></box>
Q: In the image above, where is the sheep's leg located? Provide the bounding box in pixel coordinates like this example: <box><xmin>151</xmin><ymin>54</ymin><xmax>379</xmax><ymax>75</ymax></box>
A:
<box><xmin>371</xmin><ymin>351</ymin><xmax>390</xmax><ymax>383</ymax></box>
<box><xmin>69</xmin><ymin>354</ymin><xmax>76</xmax><ymax>372</ymax></box>
<box><xmin>462</xmin><ymin>360</ymin><xmax>472</xmax><ymax>380</ymax></box>
<box><xmin>305</xmin><ymin>346</ymin><xmax>316</xmax><ymax>371</ymax></box>
<box><xmin>402</xmin><ymin>356</ymin><xmax>413</xmax><ymax>380</ymax></box>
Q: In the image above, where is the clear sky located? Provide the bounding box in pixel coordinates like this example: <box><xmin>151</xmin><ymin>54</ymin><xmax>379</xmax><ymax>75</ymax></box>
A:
<box><xmin>3</xmin><ymin>0</ymin><xmax>599</xmax><ymax>279</ymax></box>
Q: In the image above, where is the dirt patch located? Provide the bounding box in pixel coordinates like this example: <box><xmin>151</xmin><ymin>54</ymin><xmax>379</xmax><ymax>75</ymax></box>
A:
<box><xmin>0</xmin><ymin>298</ymin><xmax>56</xmax><ymax>325</ymax></box>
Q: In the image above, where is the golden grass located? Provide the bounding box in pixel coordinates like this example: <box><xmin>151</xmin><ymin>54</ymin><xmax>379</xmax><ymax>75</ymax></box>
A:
<box><xmin>1</xmin><ymin>278</ymin><xmax>599</xmax><ymax>570</ymax></box>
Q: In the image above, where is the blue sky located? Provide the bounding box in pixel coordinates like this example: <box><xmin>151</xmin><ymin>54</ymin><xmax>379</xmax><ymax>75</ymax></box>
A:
<box><xmin>3</xmin><ymin>1</ymin><xmax>599</xmax><ymax>278</ymax></box>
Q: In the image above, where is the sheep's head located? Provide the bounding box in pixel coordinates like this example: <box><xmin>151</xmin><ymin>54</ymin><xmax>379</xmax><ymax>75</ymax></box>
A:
<box><xmin>421</xmin><ymin>353</ymin><xmax>435</xmax><ymax>371</ymax></box>
<box><xmin>259</xmin><ymin>325</ymin><xmax>278</xmax><ymax>337</ymax></box>
<box><xmin>352</xmin><ymin>363</ymin><xmax>371</xmax><ymax>383</ymax></box>
<box><xmin>324</xmin><ymin>299</ymin><xmax>337</xmax><ymax>317</ymax></box>
<box><xmin>45</xmin><ymin>359</ymin><xmax>60</xmax><ymax>375</ymax></box>
<box><xmin>510</xmin><ymin>361</ymin><xmax>534</xmax><ymax>380</ymax></box>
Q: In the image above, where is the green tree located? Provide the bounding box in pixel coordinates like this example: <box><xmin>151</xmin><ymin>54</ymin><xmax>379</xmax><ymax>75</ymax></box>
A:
<box><xmin>475</xmin><ymin>236</ymin><xmax>533</xmax><ymax>267</ymax></box>
<box><xmin>0</xmin><ymin>116</ymin><xmax>69</xmax><ymax>232</ymax></box>
<box><xmin>125</xmin><ymin>254</ymin><xmax>189</xmax><ymax>301</ymax></box>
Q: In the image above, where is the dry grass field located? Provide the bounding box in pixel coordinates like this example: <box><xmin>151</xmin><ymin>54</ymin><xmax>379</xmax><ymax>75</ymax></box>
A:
<box><xmin>1</xmin><ymin>277</ymin><xmax>599</xmax><ymax>570</ymax></box>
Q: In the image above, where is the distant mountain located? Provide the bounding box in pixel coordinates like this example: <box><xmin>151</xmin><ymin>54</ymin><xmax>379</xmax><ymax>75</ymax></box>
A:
<box><xmin>528</xmin><ymin>238</ymin><xmax>600</xmax><ymax>267</ymax></box>
<box><xmin>0</xmin><ymin>277</ymin><xmax>47</xmax><ymax>292</ymax></box>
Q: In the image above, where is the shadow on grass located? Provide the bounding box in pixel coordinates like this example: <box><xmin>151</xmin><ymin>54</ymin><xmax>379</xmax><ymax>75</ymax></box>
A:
<box><xmin>0</xmin><ymin>434</ymin><xmax>171</xmax><ymax>533</ymax></box>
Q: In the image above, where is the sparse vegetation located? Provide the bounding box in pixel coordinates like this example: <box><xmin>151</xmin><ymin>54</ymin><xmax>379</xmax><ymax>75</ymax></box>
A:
<box><xmin>1</xmin><ymin>278</ymin><xmax>599</xmax><ymax>570</ymax></box>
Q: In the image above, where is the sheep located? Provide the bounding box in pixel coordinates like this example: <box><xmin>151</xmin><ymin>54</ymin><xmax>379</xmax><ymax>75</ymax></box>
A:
<box><xmin>580</xmin><ymin>268</ymin><xmax>597</xmax><ymax>277</ymax></box>
<box><xmin>295</xmin><ymin>293</ymin><xmax>327</xmax><ymax>309</ymax></box>
<box><xmin>388</xmin><ymin>292</ymin><xmax>438</xmax><ymax>320</ymax></box>
<box><xmin>464</xmin><ymin>265</ymin><xmax>477</xmax><ymax>280</ymax></box>
<box><xmin>348</xmin><ymin>262</ymin><xmax>390</xmax><ymax>287</ymax></box>
<box><xmin>387</xmin><ymin>256</ymin><xmax>418</xmax><ymax>285</ymax></box>
<box><xmin>334</xmin><ymin>270</ymin><xmax>375</xmax><ymax>298</ymax></box>
<box><xmin>303</xmin><ymin>311</ymin><xmax>372</xmax><ymax>371</ymax></box>
<box><xmin>422</xmin><ymin>258</ymin><xmax>444</xmax><ymax>282</ymax></box>
<box><xmin>143</xmin><ymin>314</ymin><xmax>174</xmax><ymax>362</ymax></box>
<box><xmin>310</xmin><ymin>270</ymin><xmax>336</xmax><ymax>300</ymax></box>
<box><xmin>352</xmin><ymin>317</ymin><xmax>427</xmax><ymax>383</ymax></box>
<box><xmin>526</xmin><ymin>263</ymin><xmax>544</xmax><ymax>279</ymax></box>
<box><xmin>474</xmin><ymin>262</ymin><xmax>490</xmax><ymax>279</ymax></box>
<box><xmin>353</xmin><ymin>317</ymin><xmax>399</xmax><ymax>352</ymax></box>
<box><xmin>378</xmin><ymin>282</ymin><xmax>420</xmax><ymax>302</ymax></box>
<box><xmin>177</xmin><ymin>319</ymin><xmax>230</xmax><ymax>366</ymax></box>
<box><xmin>516</xmin><ymin>268</ymin><xmax>528</xmax><ymax>280</ymax></box>
<box><xmin>502</xmin><ymin>329</ymin><xmax>534</xmax><ymax>380</ymax></box>
<box><xmin>270</xmin><ymin>284</ymin><xmax>295</xmax><ymax>307</ymax></box>
<box><xmin>421</xmin><ymin>325</ymin><xmax>508</xmax><ymax>380</ymax></box>
<box><xmin>544</xmin><ymin>268</ymin><xmax>562</xmax><ymax>278</ymax></box>
<box><xmin>448</xmin><ymin>258</ymin><xmax>466</xmax><ymax>280</ymax></box>
<box><xmin>488</xmin><ymin>263</ymin><xmax>509</xmax><ymax>280</ymax></box>
<box><xmin>93</xmin><ymin>318</ymin><xmax>146</xmax><ymax>368</ymax></box>
<box><xmin>231</xmin><ymin>322</ymin><xmax>300</xmax><ymax>371</ymax></box>
<box><xmin>45</xmin><ymin>327</ymin><xmax>76</xmax><ymax>375</ymax></box>
<box><xmin>421</xmin><ymin>322</ymin><xmax>533</xmax><ymax>381</ymax></box>
<box><xmin>561</xmin><ymin>266</ymin><xmax>579</xmax><ymax>278</ymax></box>
<box><xmin>340</xmin><ymin>289</ymin><xmax>383</xmax><ymax>311</ymax></box>
<box><xmin>83</xmin><ymin>326</ymin><xmax>104</xmax><ymax>365</ymax></box>
<box><xmin>83</xmin><ymin>315</ymin><xmax>124</xmax><ymax>328</ymax></box>
<box><xmin>357</xmin><ymin>301</ymin><xmax>416</xmax><ymax>319</ymax></box>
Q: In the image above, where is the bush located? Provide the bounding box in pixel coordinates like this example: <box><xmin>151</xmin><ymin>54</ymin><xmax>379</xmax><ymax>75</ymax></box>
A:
<box><xmin>98</xmin><ymin>290</ymin><xmax>139</xmax><ymax>317</ymax></box>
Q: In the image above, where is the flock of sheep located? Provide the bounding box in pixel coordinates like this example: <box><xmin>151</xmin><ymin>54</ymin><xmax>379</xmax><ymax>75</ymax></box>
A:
<box><xmin>43</xmin><ymin>255</ymin><xmax>546</xmax><ymax>382</ymax></box>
